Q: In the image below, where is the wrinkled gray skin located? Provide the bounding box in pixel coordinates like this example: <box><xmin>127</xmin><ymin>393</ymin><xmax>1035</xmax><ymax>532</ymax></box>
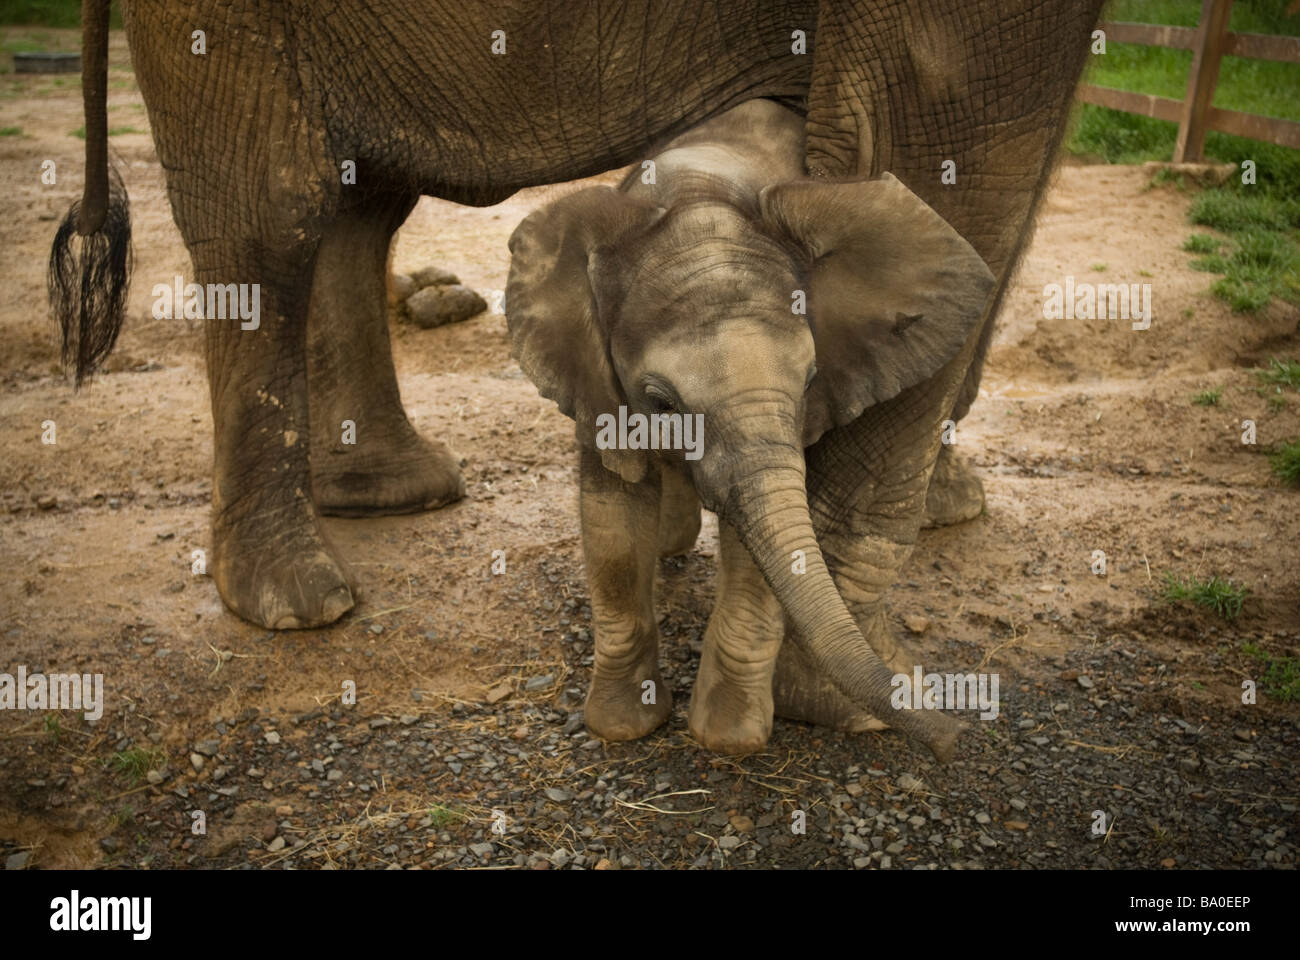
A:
<box><xmin>507</xmin><ymin>100</ymin><xmax>999</xmax><ymax>760</ymax></box>
<box><xmin>58</xmin><ymin>0</ymin><xmax>1105</xmax><ymax>633</ymax></box>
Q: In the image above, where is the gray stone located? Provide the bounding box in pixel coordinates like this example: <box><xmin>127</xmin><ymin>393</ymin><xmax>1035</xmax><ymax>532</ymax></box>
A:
<box><xmin>409</xmin><ymin>265</ymin><xmax>460</xmax><ymax>289</ymax></box>
<box><xmin>389</xmin><ymin>273</ymin><xmax>416</xmax><ymax>304</ymax></box>
<box><xmin>194</xmin><ymin>739</ymin><xmax>220</xmax><ymax>757</ymax></box>
<box><xmin>718</xmin><ymin>836</ymin><xmax>742</xmax><ymax>851</ymax></box>
<box><xmin>525</xmin><ymin>674</ymin><xmax>555</xmax><ymax>693</ymax></box>
<box><xmin>470</xmin><ymin>842</ymin><xmax>495</xmax><ymax>858</ymax></box>
<box><xmin>5</xmin><ymin>852</ymin><xmax>30</xmax><ymax>870</ymax></box>
<box><xmin>545</xmin><ymin>787</ymin><xmax>571</xmax><ymax>803</ymax></box>
<box><xmin>406</xmin><ymin>284</ymin><xmax>486</xmax><ymax>328</ymax></box>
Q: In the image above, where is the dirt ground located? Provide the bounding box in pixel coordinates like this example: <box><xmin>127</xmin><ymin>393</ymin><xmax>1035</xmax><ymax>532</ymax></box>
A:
<box><xmin>1</xmin><ymin>30</ymin><xmax>1297</xmax><ymax>870</ymax></box>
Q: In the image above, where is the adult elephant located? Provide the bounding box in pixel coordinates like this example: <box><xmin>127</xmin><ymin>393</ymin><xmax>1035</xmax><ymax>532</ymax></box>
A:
<box><xmin>51</xmin><ymin>0</ymin><xmax>1104</xmax><ymax>630</ymax></box>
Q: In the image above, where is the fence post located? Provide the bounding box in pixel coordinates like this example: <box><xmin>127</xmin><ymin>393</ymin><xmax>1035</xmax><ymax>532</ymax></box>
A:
<box><xmin>1173</xmin><ymin>0</ymin><xmax>1234</xmax><ymax>162</ymax></box>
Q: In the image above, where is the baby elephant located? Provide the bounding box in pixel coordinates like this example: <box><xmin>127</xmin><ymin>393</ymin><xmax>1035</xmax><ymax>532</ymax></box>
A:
<box><xmin>506</xmin><ymin>100</ymin><xmax>994</xmax><ymax>762</ymax></box>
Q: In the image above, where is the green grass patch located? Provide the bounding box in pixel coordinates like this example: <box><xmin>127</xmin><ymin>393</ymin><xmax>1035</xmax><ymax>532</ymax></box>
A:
<box><xmin>0</xmin><ymin>1</ymin><xmax>122</xmax><ymax>28</ymax></box>
<box><xmin>107</xmin><ymin>747</ymin><xmax>165</xmax><ymax>785</ymax></box>
<box><xmin>1269</xmin><ymin>438</ymin><xmax>1300</xmax><ymax>486</ymax></box>
<box><xmin>426</xmin><ymin>804</ymin><xmax>465</xmax><ymax>828</ymax></box>
<box><xmin>1191</xmin><ymin>386</ymin><xmax>1222</xmax><ymax>406</ymax></box>
<box><xmin>1161</xmin><ymin>571</ymin><xmax>1249</xmax><ymax>621</ymax></box>
<box><xmin>0</xmin><ymin>124</ymin><xmax>19</xmax><ymax>136</ymax></box>
<box><xmin>1256</xmin><ymin>357</ymin><xmax>1300</xmax><ymax>391</ymax></box>
<box><xmin>1068</xmin><ymin>2</ymin><xmax>1300</xmax><ymax>312</ymax></box>
<box><xmin>1241</xmin><ymin>642</ymin><xmax>1300</xmax><ymax>702</ymax></box>
<box><xmin>1182</xmin><ymin>233</ymin><xmax>1220</xmax><ymax>254</ymax></box>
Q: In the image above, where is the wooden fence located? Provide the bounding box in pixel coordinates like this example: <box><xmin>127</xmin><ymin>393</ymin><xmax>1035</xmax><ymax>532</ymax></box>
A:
<box><xmin>1076</xmin><ymin>0</ymin><xmax>1300</xmax><ymax>161</ymax></box>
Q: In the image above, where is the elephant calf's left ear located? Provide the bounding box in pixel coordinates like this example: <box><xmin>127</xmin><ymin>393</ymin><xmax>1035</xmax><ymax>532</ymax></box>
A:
<box><xmin>760</xmin><ymin>173</ymin><xmax>996</xmax><ymax>444</ymax></box>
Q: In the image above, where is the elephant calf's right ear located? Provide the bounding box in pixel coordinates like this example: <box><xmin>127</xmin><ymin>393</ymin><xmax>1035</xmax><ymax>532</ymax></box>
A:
<box><xmin>505</xmin><ymin>187</ymin><xmax>665</xmax><ymax>476</ymax></box>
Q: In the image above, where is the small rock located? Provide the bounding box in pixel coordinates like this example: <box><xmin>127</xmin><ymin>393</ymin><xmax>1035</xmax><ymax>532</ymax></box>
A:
<box><xmin>897</xmin><ymin>773</ymin><xmax>922</xmax><ymax>792</ymax></box>
<box><xmin>469</xmin><ymin>842</ymin><xmax>494</xmax><ymax>858</ymax></box>
<box><xmin>368</xmin><ymin>624</ymin><xmax>384</xmax><ymax>636</ymax></box>
<box><xmin>264</xmin><ymin>731</ymin><xmax>281</xmax><ymax>745</ymax></box>
<box><xmin>5</xmin><ymin>852</ymin><xmax>31</xmax><ymax>870</ymax></box>
<box><xmin>189</xmin><ymin>753</ymin><xmax>204</xmax><ymax>772</ymax></box>
<box><xmin>718</xmin><ymin>836</ymin><xmax>741</xmax><ymax>851</ymax></box>
<box><xmin>730</xmin><ymin>814</ymin><xmax>754</xmax><ymax>834</ymax></box>
<box><xmin>485</xmin><ymin>684</ymin><xmax>512</xmax><ymax>704</ymax></box>
<box><xmin>146</xmin><ymin>769</ymin><xmax>164</xmax><ymax>785</ymax></box>
<box><xmin>1004</xmin><ymin>820</ymin><xmax>1028</xmax><ymax>830</ymax></box>
<box><xmin>545</xmin><ymin>787</ymin><xmax>571</xmax><ymax>803</ymax></box>
<box><xmin>903</xmin><ymin>615</ymin><xmax>930</xmax><ymax>635</ymax></box>
<box><xmin>409</xmin><ymin>265</ymin><xmax>460</xmax><ymax>289</ymax></box>
<box><xmin>1233</xmin><ymin>729</ymin><xmax>1252</xmax><ymax>743</ymax></box>
<box><xmin>100</xmin><ymin>837</ymin><xmax>119</xmax><ymax>854</ymax></box>
<box><xmin>524</xmin><ymin>674</ymin><xmax>555</xmax><ymax>693</ymax></box>
<box><xmin>267</xmin><ymin>836</ymin><xmax>285</xmax><ymax>852</ymax></box>
<box><xmin>406</xmin><ymin>284</ymin><xmax>486</xmax><ymax>328</ymax></box>
<box><xmin>1077</xmin><ymin>675</ymin><xmax>1094</xmax><ymax>690</ymax></box>
<box><xmin>388</xmin><ymin>273</ymin><xmax>416</xmax><ymax>304</ymax></box>
<box><xmin>194</xmin><ymin>740</ymin><xmax>220</xmax><ymax>757</ymax></box>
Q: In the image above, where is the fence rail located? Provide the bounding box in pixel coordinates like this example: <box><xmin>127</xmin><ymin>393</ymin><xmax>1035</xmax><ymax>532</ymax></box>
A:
<box><xmin>1076</xmin><ymin>0</ymin><xmax>1300</xmax><ymax>160</ymax></box>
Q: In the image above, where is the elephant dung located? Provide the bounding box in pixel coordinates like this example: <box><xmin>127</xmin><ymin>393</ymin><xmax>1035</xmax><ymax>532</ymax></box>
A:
<box><xmin>405</xmin><ymin>283</ymin><xmax>487</xmax><ymax>328</ymax></box>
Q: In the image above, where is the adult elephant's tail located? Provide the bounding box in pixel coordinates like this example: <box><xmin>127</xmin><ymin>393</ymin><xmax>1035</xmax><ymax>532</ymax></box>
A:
<box><xmin>48</xmin><ymin>0</ymin><xmax>132</xmax><ymax>386</ymax></box>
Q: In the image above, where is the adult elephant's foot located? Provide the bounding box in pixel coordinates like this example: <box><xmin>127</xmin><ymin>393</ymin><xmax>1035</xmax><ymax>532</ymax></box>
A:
<box><xmin>584</xmin><ymin>642</ymin><xmax>672</xmax><ymax>741</ymax></box>
<box><xmin>688</xmin><ymin>643</ymin><xmax>775</xmax><ymax>754</ymax></box>
<box><xmin>922</xmin><ymin>444</ymin><xmax>984</xmax><ymax>529</ymax></box>
<box><xmin>312</xmin><ymin>424</ymin><xmax>465</xmax><ymax>517</ymax></box>
<box><xmin>212</xmin><ymin>506</ymin><xmax>357</xmax><ymax>629</ymax></box>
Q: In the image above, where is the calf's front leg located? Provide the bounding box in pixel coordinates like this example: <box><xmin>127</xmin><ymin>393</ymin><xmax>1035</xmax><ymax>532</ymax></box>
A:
<box><xmin>579</xmin><ymin>448</ymin><xmax>672</xmax><ymax>741</ymax></box>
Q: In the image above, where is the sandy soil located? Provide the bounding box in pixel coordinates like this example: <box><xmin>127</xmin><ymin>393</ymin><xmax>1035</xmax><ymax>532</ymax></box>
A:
<box><xmin>1</xmin><ymin>29</ymin><xmax>1297</xmax><ymax>870</ymax></box>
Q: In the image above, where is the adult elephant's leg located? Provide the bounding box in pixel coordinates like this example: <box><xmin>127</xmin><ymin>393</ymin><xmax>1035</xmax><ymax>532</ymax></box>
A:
<box><xmin>307</xmin><ymin>192</ymin><xmax>466</xmax><ymax>516</ymax></box>
<box><xmin>579</xmin><ymin>448</ymin><xmax>672</xmax><ymax>741</ymax></box>
<box><xmin>199</xmin><ymin>237</ymin><xmax>357</xmax><ymax>629</ymax></box>
<box><xmin>805</xmin><ymin>0</ymin><xmax>1105</xmax><ymax>525</ymax></box>
<box><xmin>689</xmin><ymin>522</ymin><xmax>783</xmax><ymax>754</ymax></box>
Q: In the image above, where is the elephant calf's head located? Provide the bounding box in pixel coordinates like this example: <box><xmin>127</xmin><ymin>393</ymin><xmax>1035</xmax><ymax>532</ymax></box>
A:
<box><xmin>505</xmin><ymin>172</ymin><xmax>994</xmax><ymax>762</ymax></box>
